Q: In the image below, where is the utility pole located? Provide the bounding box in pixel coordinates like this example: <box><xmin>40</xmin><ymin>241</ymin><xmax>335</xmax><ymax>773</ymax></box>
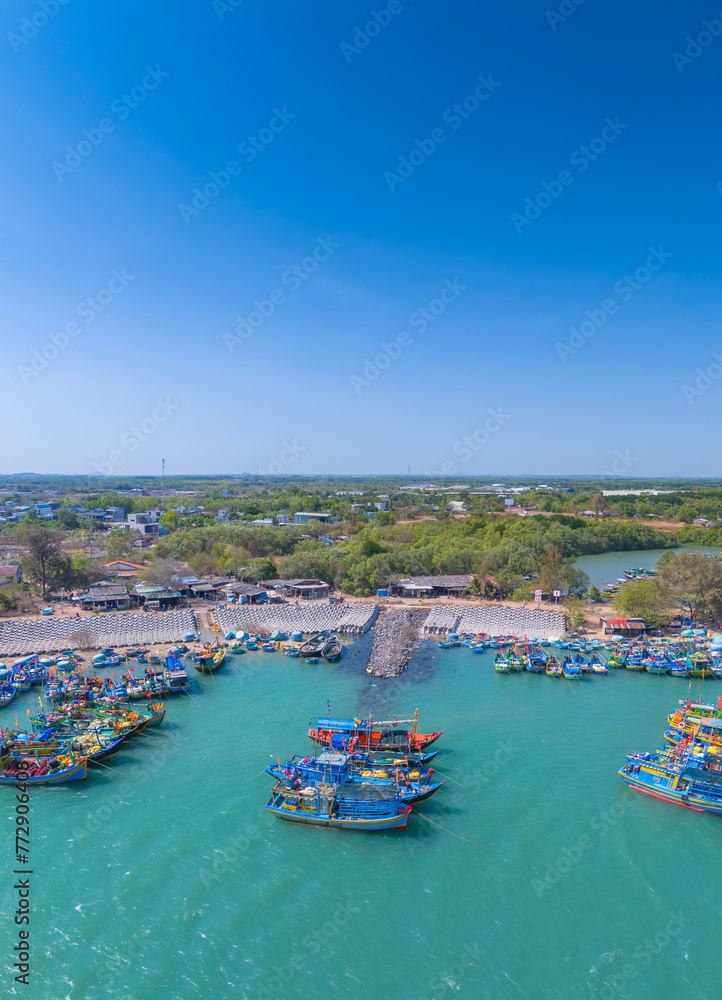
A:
<box><xmin>162</xmin><ymin>458</ymin><xmax>165</xmax><ymax>501</ymax></box>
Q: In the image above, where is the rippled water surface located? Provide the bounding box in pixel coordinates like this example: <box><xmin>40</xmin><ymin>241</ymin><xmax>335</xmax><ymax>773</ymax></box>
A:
<box><xmin>2</xmin><ymin>639</ymin><xmax>719</xmax><ymax>999</ymax></box>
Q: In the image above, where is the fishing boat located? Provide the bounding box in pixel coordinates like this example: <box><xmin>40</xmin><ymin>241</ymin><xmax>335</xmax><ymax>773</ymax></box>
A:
<box><xmin>298</xmin><ymin>632</ymin><xmax>336</xmax><ymax>658</ymax></box>
<box><xmin>324</xmin><ymin>636</ymin><xmax>342</xmax><ymax>662</ymax></box>
<box><xmin>644</xmin><ymin>659</ymin><xmax>668</xmax><ymax>675</ymax></box>
<box><xmin>309</xmin><ymin>710</ymin><xmax>442</xmax><ymax>752</ymax></box>
<box><xmin>561</xmin><ymin>658</ymin><xmax>582</xmax><ymax>679</ymax></box>
<box><xmin>194</xmin><ymin>646</ymin><xmax>226</xmax><ymax>673</ymax></box>
<box><xmin>619</xmin><ymin>744</ymin><xmax>722</xmax><ymax>813</ymax></box>
<box><xmin>165</xmin><ymin>656</ymin><xmax>190</xmax><ymax>692</ymax></box>
<box><xmin>665</xmin><ymin>714</ymin><xmax>722</xmax><ymax>750</ymax></box>
<box><xmin>0</xmin><ymin>683</ymin><xmax>17</xmax><ymax>706</ymax></box>
<box><xmin>0</xmin><ymin>756</ymin><xmax>88</xmax><ymax>784</ymax></box>
<box><xmin>588</xmin><ymin>656</ymin><xmax>608</xmax><ymax>675</ymax></box>
<box><xmin>349</xmin><ymin>748</ymin><xmax>439</xmax><ymax>767</ymax></box>
<box><xmin>143</xmin><ymin>669</ymin><xmax>169</xmax><ymax>696</ymax></box>
<box><xmin>266</xmin><ymin>781</ymin><xmax>412</xmax><ymax>831</ymax></box>
<box><xmin>494</xmin><ymin>653</ymin><xmax>510</xmax><ymax>673</ymax></box>
<box><xmin>686</xmin><ymin>654</ymin><xmax>713</xmax><ymax>678</ymax></box>
<box><xmin>545</xmin><ymin>656</ymin><xmax>562</xmax><ymax>677</ymax></box>
<box><xmin>266</xmin><ymin>753</ymin><xmax>443</xmax><ymax>803</ymax></box>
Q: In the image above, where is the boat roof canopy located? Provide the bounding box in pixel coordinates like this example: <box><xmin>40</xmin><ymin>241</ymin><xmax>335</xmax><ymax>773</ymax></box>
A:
<box><xmin>336</xmin><ymin>784</ymin><xmax>399</xmax><ymax>801</ymax></box>
<box><xmin>683</xmin><ymin>767</ymin><xmax>722</xmax><ymax>786</ymax></box>
<box><xmin>316</xmin><ymin>753</ymin><xmax>348</xmax><ymax>765</ymax></box>
<box><xmin>317</xmin><ymin>718</ymin><xmax>368</xmax><ymax>730</ymax></box>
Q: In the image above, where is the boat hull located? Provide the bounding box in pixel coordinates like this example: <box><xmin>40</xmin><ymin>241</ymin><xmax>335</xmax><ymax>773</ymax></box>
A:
<box><xmin>0</xmin><ymin>760</ymin><xmax>87</xmax><ymax>784</ymax></box>
<box><xmin>266</xmin><ymin>803</ymin><xmax>411</xmax><ymax>830</ymax></box>
<box><xmin>619</xmin><ymin>769</ymin><xmax>722</xmax><ymax>813</ymax></box>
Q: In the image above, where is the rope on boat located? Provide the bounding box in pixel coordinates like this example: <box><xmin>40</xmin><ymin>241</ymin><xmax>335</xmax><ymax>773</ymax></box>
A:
<box><xmin>414</xmin><ymin>811</ymin><xmax>477</xmax><ymax>845</ymax></box>
<box><xmin>435</xmin><ymin>772</ymin><xmax>473</xmax><ymax>791</ymax></box>
<box><xmin>243</xmin><ymin>766</ymin><xmax>271</xmax><ymax>784</ymax></box>
<box><xmin>89</xmin><ymin>759</ymin><xmax>128</xmax><ymax>776</ymax></box>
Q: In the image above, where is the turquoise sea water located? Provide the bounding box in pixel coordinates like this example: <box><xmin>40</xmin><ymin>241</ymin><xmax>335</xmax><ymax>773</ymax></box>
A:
<box><xmin>2</xmin><ymin>640</ymin><xmax>720</xmax><ymax>1000</ymax></box>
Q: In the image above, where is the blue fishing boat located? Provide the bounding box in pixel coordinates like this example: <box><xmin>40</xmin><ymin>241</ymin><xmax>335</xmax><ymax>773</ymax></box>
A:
<box><xmin>266</xmin><ymin>781</ymin><xmax>412</xmax><ymax>830</ymax></box>
<box><xmin>165</xmin><ymin>656</ymin><xmax>190</xmax><ymax>693</ymax></box>
<box><xmin>267</xmin><ymin>753</ymin><xmax>440</xmax><ymax>801</ymax></box>
<box><xmin>0</xmin><ymin>757</ymin><xmax>87</xmax><ymax>784</ymax></box>
<box><xmin>0</xmin><ymin>681</ymin><xmax>17</xmax><ymax>706</ymax></box>
<box><xmin>561</xmin><ymin>658</ymin><xmax>582</xmax><ymax>679</ymax></box>
<box><xmin>350</xmin><ymin>748</ymin><xmax>439</xmax><ymax>768</ymax></box>
<box><xmin>619</xmin><ymin>744</ymin><xmax>722</xmax><ymax>813</ymax></box>
<box><xmin>588</xmin><ymin>656</ymin><xmax>608</xmax><ymax>675</ymax></box>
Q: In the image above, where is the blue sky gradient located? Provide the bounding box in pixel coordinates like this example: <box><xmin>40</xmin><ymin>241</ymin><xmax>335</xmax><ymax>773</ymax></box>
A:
<box><xmin>1</xmin><ymin>0</ymin><xmax>720</xmax><ymax>476</ymax></box>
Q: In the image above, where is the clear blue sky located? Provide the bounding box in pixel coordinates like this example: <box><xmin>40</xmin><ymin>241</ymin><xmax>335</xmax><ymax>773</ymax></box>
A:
<box><xmin>1</xmin><ymin>0</ymin><xmax>719</xmax><ymax>477</ymax></box>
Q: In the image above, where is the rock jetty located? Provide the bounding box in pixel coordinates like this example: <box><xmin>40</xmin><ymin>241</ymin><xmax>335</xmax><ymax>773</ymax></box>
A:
<box><xmin>366</xmin><ymin>608</ymin><xmax>428</xmax><ymax>677</ymax></box>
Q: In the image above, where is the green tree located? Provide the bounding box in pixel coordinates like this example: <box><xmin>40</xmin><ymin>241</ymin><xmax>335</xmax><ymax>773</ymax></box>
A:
<box><xmin>588</xmin><ymin>585</ymin><xmax>602</xmax><ymax>603</ymax></box>
<box><xmin>99</xmin><ymin>492</ymin><xmax>134</xmax><ymax>515</ymax></box>
<box><xmin>250</xmin><ymin>557</ymin><xmax>277</xmax><ymax>581</ymax></box>
<box><xmin>676</xmin><ymin>503</ymin><xmax>698</xmax><ymax>524</ymax></box>
<box><xmin>71</xmin><ymin>554</ymin><xmax>107</xmax><ymax>589</ymax></box>
<box><xmin>106</xmin><ymin>529</ymin><xmax>141</xmax><ymax>560</ymax></box>
<box><xmin>19</xmin><ymin>525</ymin><xmax>65</xmax><ymax>597</ymax></box>
<box><xmin>57</xmin><ymin>506</ymin><xmax>79</xmax><ymax>529</ymax></box>
<box><xmin>656</xmin><ymin>551</ymin><xmax>722</xmax><ymax>622</ymax></box>
<box><xmin>613</xmin><ymin>579</ymin><xmax>671</xmax><ymax>625</ymax></box>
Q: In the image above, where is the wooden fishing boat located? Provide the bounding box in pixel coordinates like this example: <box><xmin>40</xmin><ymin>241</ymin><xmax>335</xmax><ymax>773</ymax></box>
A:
<box><xmin>545</xmin><ymin>656</ymin><xmax>562</xmax><ymax>677</ymax></box>
<box><xmin>324</xmin><ymin>636</ymin><xmax>342</xmax><ymax>662</ymax></box>
<box><xmin>267</xmin><ymin>755</ymin><xmax>443</xmax><ymax>804</ymax></box>
<box><xmin>0</xmin><ymin>683</ymin><xmax>17</xmax><ymax>706</ymax></box>
<box><xmin>299</xmin><ymin>632</ymin><xmax>336</xmax><ymax>658</ymax></box>
<box><xmin>665</xmin><ymin>715</ymin><xmax>722</xmax><ymax>750</ymax></box>
<box><xmin>308</xmin><ymin>710</ymin><xmax>442</xmax><ymax>752</ymax></box>
<box><xmin>644</xmin><ymin>661</ymin><xmax>668</xmax><ymax>675</ymax></box>
<box><xmin>269</xmin><ymin>751</ymin><xmax>435</xmax><ymax>785</ymax></box>
<box><xmin>494</xmin><ymin>653</ymin><xmax>510</xmax><ymax>673</ymax></box>
<box><xmin>686</xmin><ymin>655</ymin><xmax>713</xmax><ymax>678</ymax></box>
<box><xmin>619</xmin><ymin>744</ymin><xmax>722</xmax><ymax>813</ymax></box>
<box><xmin>194</xmin><ymin>646</ymin><xmax>226</xmax><ymax>673</ymax></box>
<box><xmin>0</xmin><ymin>756</ymin><xmax>87</xmax><ymax>784</ymax></box>
<box><xmin>352</xmin><ymin>748</ymin><xmax>439</xmax><ymax>767</ymax></box>
<box><xmin>266</xmin><ymin>781</ymin><xmax>412</xmax><ymax>830</ymax></box>
<box><xmin>561</xmin><ymin>658</ymin><xmax>582</xmax><ymax>679</ymax></box>
<box><xmin>165</xmin><ymin>658</ymin><xmax>190</xmax><ymax>692</ymax></box>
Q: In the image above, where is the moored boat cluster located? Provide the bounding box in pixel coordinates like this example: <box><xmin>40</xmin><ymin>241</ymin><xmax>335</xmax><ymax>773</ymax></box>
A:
<box><xmin>619</xmin><ymin>697</ymin><xmax>722</xmax><ymax>814</ymax></box>
<box><xmin>265</xmin><ymin>711</ymin><xmax>444</xmax><ymax>831</ymax></box>
<box><xmin>436</xmin><ymin>631</ymin><xmax>722</xmax><ymax>679</ymax></box>
<box><xmin>0</xmin><ymin>647</ymin><xmax>196</xmax><ymax>785</ymax></box>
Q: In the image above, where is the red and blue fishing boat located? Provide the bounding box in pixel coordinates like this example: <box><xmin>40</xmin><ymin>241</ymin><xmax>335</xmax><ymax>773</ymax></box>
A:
<box><xmin>308</xmin><ymin>710</ymin><xmax>442</xmax><ymax>752</ymax></box>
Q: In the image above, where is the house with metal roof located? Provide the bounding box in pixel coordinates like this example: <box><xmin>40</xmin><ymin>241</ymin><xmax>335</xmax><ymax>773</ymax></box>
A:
<box><xmin>391</xmin><ymin>575</ymin><xmax>475</xmax><ymax>597</ymax></box>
